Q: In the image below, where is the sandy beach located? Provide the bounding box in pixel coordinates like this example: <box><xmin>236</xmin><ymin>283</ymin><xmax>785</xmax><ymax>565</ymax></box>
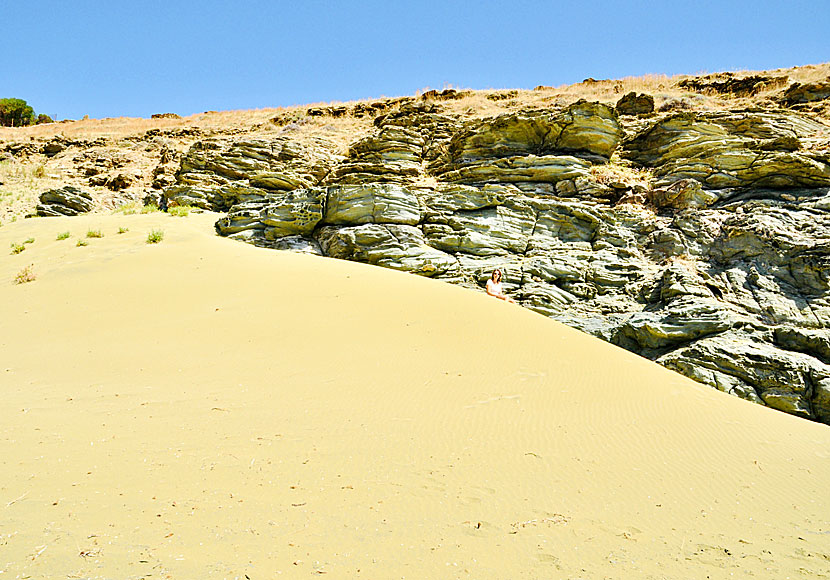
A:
<box><xmin>1</xmin><ymin>211</ymin><xmax>829</xmax><ymax>579</ymax></box>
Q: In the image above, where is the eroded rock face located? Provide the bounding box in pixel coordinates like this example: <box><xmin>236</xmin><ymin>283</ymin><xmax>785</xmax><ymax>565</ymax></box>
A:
<box><xmin>437</xmin><ymin>101</ymin><xmax>622</xmax><ymax>168</ymax></box>
<box><xmin>623</xmin><ymin>111</ymin><xmax>830</xmax><ymax>191</ymax></box>
<box><xmin>780</xmin><ymin>80</ymin><xmax>830</xmax><ymax>106</ymax></box>
<box><xmin>205</xmin><ymin>100</ymin><xmax>830</xmax><ymax>425</ymax></box>
<box><xmin>162</xmin><ymin>136</ymin><xmax>342</xmax><ymax>210</ymax></box>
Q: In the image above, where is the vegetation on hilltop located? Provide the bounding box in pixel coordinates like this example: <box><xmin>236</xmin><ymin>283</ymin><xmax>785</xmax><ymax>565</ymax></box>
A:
<box><xmin>0</xmin><ymin>98</ymin><xmax>53</xmax><ymax>127</ymax></box>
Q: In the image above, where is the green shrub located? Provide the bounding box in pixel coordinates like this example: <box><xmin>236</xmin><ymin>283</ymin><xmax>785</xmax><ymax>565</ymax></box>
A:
<box><xmin>117</xmin><ymin>226</ymin><xmax>129</xmax><ymax>234</ymax></box>
<box><xmin>32</xmin><ymin>165</ymin><xmax>46</xmax><ymax>178</ymax></box>
<box><xmin>35</xmin><ymin>114</ymin><xmax>53</xmax><ymax>125</ymax></box>
<box><xmin>141</xmin><ymin>203</ymin><xmax>160</xmax><ymax>214</ymax></box>
<box><xmin>76</xmin><ymin>239</ymin><xmax>88</xmax><ymax>247</ymax></box>
<box><xmin>23</xmin><ymin>237</ymin><xmax>34</xmax><ymax>244</ymax></box>
<box><xmin>146</xmin><ymin>229</ymin><xmax>164</xmax><ymax>244</ymax></box>
<box><xmin>56</xmin><ymin>231</ymin><xmax>70</xmax><ymax>240</ymax></box>
<box><xmin>86</xmin><ymin>229</ymin><xmax>103</xmax><ymax>238</ymax></box>
<box><xmin>10</xmin><ymin>242</ymin><xmax>25</xmax><ymax>254</ymax></box>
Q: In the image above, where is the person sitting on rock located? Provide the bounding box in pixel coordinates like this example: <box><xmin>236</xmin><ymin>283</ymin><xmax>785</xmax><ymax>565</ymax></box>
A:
<box><xmin>486</xmin><ymin>269</ymin><xmax>515</xmax><ymax>303</ymax></box>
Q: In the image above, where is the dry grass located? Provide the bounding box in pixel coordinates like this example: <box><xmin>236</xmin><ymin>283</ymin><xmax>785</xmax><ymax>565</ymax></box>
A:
<box><xmin>13</xmin><ymin>264</ymin><xmax>35</xmax><ymax>284</ymax></box>
<box><xmin>1</xmin><ymin>63</ymin><xmax>826</xmax><ymax>145</ymax></box>
<box><xmin>590</xmin><ymin>161</ymin><xmax>654</xmax><ymax>190</ymax></box>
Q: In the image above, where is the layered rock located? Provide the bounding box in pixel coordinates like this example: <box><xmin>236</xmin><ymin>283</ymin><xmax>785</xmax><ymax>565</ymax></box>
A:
<box><xmin>779</xmin><ymin>80</ymin><xmax>830</xmax><ymax>106</ymax></box>
<box><xmin>616</xmin><ymin>92</ymin><xmax>654</xmax><ymax>116</ymax></box>
<box><xmin>206</xmin><ymin>101</ymin><xmax>830</xmax><ymax>425</ymax></box>
<box><xmin>162</xmin><ymin>136</ymin><xmax>342</xmax><ymax>210</ymax></box>
<box><xmin>35</xmin><ymin>186</ymin><xmax>95</xmax><ymax>216</ymax></box>
<box><xmin>623</xmin><ymin>111</ymin><xmax>830</xmax><ymax>193</ymax></box>
<box><xmin>676</xmin><ymin>73</ymin><xmax>788</xmax><ymax>97</ymax></box>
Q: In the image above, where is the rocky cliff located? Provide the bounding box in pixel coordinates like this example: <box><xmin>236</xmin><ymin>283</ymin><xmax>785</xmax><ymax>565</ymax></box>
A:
<box><xmin>4</xmin><ymin>65</ymin><xmax>830</xmax><ymax>424</ymax></box>
<box><xmin>164</xmin><ymin>90</ymin><xmax>830</xmax><ymax>425</ymax></box>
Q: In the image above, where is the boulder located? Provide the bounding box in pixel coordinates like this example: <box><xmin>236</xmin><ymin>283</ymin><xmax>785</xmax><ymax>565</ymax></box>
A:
<box><xmin>215</xmin><ymin>188</ymin><xmax>325</xmax><ymax>239</ymax></box>
<box><xmin>35</xmin><ymin>186</ymin><xmax>95</xmax><ymax>216</ymax></box>
<box><xmin>260</xmin><ymin>188</ymin><xmax>326</xmax><ymax>239</ymax></box>
<box><xmin>616</xmin><ymin>92</ymin><xmax>654</xmax><ymax>116</ymax></box>
<box><xmin>167</xmin><ymin>136</ymin><xmax>342</xmax><ymax>211</ymax></box>
<box><xmin>442</xmin><ymin>101</ymin><xmax>622</xmax><ymax>165</ymax></box>
<box><xmin>612</xmin><ymin>296</ymin><xmax>739</xmax><ymax>351</ymax></box>
<box><xmin>165</xmin><ymin>183</ymin><xmax>266</xmax><ymax>212</ymax></box>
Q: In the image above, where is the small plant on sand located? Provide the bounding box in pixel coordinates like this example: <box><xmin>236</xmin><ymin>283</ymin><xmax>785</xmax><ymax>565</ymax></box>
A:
<box><xmin>86</xmin><ymin>228</ymin><xmax>103</xmax><ymax>238</ymax></box>
<box><xmin>23</xmin><ymin>237</ymin><xmax>34</xmax><ymax>245</ymax></box>
<box><xmin>10</xmin><ymin>241</ymin><xmax>25</xmax><ymax>254</ymax></box>
<box><xmin>32</xmin><ymin>164</ymin><xmax>46</xmax><ymax>178</ymax></box>
<box><xmin>146</xmin><ymin>229</ymin><xmax>164</xmax><ymax>244</ymax></box>
<box><xmin>141</xmin><ymin>203</ymin><xmax>160</xmax><ymax>214</ymax></box>
<box><xmin>167</xmin><ymin>204</ymin><xmax>192</xmax><ymax>217</ymax></box>
<box><xmin>76</xmin><ymin>239</ymin><xmax>88</xmax><ymax>247</ymax></box>
<box><xmin>117</xmin><ymin>226</ymin><xmax>129</xmax><ymax>234</ymax></box>
<box><xmin>14</xmin><ymin>264</ymin><xmax>35</xmax><ymax>284</ymax></box>
<box><xmin>56</xmin><ymin>231</ymin><xmax>70</xmax><ymax>240</ymax></box>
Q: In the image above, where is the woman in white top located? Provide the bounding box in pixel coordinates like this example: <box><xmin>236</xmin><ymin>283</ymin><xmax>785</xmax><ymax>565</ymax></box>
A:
<box><xmin>485</xmin><ymin>269</ymin><xmax>515</xmax><ymax>303</ymax></box>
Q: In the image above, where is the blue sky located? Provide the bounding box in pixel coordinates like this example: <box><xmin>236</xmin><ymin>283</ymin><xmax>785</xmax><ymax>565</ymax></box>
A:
<box><xmin>2</xmin><ymin>0</ymin><xmax>828</xmax><ymax>120</ymax></box>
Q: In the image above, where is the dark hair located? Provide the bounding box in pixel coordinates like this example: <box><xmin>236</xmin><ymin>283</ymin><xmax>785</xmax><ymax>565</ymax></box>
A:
<box><xmin>491</xmin><ymin>269</ymin><xmax>502</xmax><ymax>281</ymax></box>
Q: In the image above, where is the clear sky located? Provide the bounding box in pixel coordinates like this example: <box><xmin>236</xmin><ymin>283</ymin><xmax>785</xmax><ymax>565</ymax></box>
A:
<box><xmin>2</xmin><ymin>0</ymin><xmax>828</xmax><ymax>120</ymax></box>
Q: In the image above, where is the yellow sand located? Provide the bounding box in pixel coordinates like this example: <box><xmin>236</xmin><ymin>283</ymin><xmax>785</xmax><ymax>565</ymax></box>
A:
<box><xmin>1</xmin><ymin>212</ymin><xmax>829</xmax><ymax>579</ymax></box>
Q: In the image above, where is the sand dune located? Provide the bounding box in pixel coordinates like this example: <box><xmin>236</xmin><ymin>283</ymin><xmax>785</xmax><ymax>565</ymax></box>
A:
<box><xmin>1</xmin><ymin>212</ymin><xmax>829</xmax><ymax>579</ymax></box>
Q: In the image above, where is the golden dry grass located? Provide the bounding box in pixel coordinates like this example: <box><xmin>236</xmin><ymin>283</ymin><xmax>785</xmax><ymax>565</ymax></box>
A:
<box><xmin>1</xmin><ymin>62</ymin><xmax>827</xmax><ymax>145</ymax></box>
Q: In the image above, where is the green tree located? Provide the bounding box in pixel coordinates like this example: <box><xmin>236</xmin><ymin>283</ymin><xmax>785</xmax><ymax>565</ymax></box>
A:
<box><xmin>0</xmin><ymin>98</ymin><xmax>36</xmax><ymax>127</ymax></box>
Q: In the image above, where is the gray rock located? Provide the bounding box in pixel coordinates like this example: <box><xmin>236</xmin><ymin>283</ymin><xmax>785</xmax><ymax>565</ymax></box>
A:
<box><xmin>36</xmin><ymin>186</ymin><xmax>95</xmax><ymax>216</ymax></box>
<box><xmin>163</xmin><ymin>136</ymin><xmax>342</xmax><ymax>211</ymax></box>
<box><xmin>650</xmin><ymin>179</ymin><xmax>719</xmax><ymax>209</ymax></box>
<box><xmin>435</xmin><ymin>154</ymin><xmax>593</xmax><ymax>185</ymax></box>
<box><xmin>659</xmin><ymin>331</ymin><xmax>830</xmax><ymax>421</ymax></box>
<box><xmin>324</xmin><ymin>184</ymin><xmax>421</xmax><ymax>226</ymax></box>
<box><xmin>261</xmin><ymin>188</ymin><xmax>326</xmax><ymax>239</ymax></box>
<box><xmin>423</xmin><ymin>201</ymin><xmax>536</xmax><ymax>256</ymax></box>
<box><xmin>443</xmin><ymin>101</ymin><xmax>623</xmax><ymax>164</ymax></box>
<box><xmin>623</xmin><ymin>111</ymin><xmax>830</xmax><ymax>190</ymax></box>
<box><xmin>317</xmin><ymin>224</ymin><xmax>458</xmax><ymax>277</ymax></box>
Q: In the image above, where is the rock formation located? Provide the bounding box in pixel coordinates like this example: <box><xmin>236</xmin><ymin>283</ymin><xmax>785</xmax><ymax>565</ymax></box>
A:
<box><xmin>156</xmin><ymin>96</ymin><xmax>830</xmax><ymax>426</ymax></box>
<box><xmin>35</xmin><ymin>186</ymin><xmax>95</xmax><ymax>216</ymax></box>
